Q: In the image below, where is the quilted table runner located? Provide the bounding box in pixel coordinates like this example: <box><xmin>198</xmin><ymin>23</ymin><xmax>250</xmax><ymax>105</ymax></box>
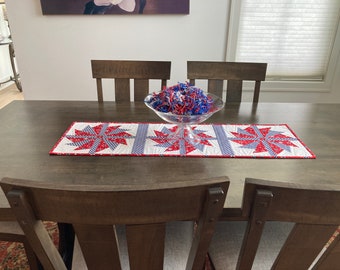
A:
<box><xmin>50</xmin><ymin>122</ymin><xmax>316</xmax><ymax>158</ymax></box>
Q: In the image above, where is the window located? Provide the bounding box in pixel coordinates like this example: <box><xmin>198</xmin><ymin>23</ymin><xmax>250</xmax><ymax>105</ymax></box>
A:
<box><xmin>227</xmin><ymin>0</ymin><xmax>340</xmax><ymax>91</ymax></box>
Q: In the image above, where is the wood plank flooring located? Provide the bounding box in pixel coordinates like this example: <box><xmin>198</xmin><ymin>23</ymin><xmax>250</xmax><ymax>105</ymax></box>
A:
<box><xmin>0</xmin><ymin>83</ymin><xmax>23</xmax><ymax>109</ymax></box>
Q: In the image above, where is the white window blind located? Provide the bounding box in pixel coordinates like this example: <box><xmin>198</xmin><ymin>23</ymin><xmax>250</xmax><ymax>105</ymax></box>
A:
<box><xmin>234</xmin><ymin>0</ymin><xmax>340</xmax><ymax>80</ymax></box>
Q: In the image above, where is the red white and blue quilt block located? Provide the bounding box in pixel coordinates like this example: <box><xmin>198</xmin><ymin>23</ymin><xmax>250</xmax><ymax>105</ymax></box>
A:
<box><xmin>50</xmin><ymin>122</ymin><xmax>316</xmax><ymax>158</ymax></box>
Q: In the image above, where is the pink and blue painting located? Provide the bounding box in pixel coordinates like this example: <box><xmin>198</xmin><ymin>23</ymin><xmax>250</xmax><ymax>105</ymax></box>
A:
<box><xmin>40</xmin><ymin>0</ymin><xmax>189</xmax><ymax>15</ymax></box>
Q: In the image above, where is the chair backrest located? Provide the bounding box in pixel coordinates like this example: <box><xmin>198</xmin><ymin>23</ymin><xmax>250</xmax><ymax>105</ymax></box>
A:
<box><xmin>224</xmin><ymin>178</ymin><xmax>340</xmax><ymax>270</ymax></box>
<box><xmin>187</xmin><ymin>61</ymin><xmax>267</xmax><ymax>103</ymax></box>
<box><xmin>1</xmin><ymin>176</ymin><xmax>229</xmax><ymax>270</ymax></box>
<box><xmin>91</xmin><ymin>60</ymin><xmax>171</xmax><ymax>102</ymax></box>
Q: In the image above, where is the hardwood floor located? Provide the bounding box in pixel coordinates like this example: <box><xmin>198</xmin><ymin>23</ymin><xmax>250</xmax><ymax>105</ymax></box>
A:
<box><xmin>0</xmin><ymin>83</ymin><xmax>23</xmax><ymax>109</ymax></box>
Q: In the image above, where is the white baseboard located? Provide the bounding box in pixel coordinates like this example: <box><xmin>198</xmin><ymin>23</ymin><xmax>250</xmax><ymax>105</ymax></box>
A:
<box><xmin>0</xmin><ymin>79</ymin><xmax>14</xmax><ymax>90</ymax></box>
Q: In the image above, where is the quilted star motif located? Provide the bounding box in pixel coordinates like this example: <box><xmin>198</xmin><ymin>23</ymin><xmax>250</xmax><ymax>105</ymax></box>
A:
<box><xmin>230</xmin><ymin>126</ymin><xmax>297</xmax><ymax>155</ymax></box>
<box><xmin>66</xmin><ymin>123</ymin><xmax>132</xmax><ymax>154</ymax></box>
<box><xmin>150</xmin><ymin>125</ymin><xmax>213</xmax><ymax>154</ymax></box>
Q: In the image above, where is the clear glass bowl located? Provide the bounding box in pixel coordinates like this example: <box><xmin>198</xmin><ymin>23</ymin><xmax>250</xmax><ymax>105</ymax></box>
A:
<box><xmin>144</xmin><ymin>92</ymin><xmax>224</xmax><ymax>145</ymax></box>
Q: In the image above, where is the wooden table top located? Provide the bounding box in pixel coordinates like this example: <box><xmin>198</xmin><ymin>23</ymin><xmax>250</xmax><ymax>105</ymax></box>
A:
<box><xmin>1</xmin><ymin>101</ymin><xmax>340</xmax><ymax>210</ymax></box>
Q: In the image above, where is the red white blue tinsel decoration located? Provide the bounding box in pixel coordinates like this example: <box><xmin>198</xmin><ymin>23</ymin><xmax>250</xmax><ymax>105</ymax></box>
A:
<box><xmin>146</xmin><ymin>82</ymin><xmax>213</xmax><ymax>115</ymax></box>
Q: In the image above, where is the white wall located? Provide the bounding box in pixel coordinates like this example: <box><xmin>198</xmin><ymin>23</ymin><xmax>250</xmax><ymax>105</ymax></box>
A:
<box><xmin>5</xmin><ymin>0</ymin><xmax>229</xmax><ymax>100</ymax></box>
<box><xmin>4</xmin><ymin>0</ymin><xmax>340</xmax><ymax>102</ymax></box>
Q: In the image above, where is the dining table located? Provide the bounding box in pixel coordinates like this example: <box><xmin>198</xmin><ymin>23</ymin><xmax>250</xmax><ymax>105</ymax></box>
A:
<box><xmin>0</xmin><ymin>100</ymin><xmax>340</xmax><ymax>220</ymax></box>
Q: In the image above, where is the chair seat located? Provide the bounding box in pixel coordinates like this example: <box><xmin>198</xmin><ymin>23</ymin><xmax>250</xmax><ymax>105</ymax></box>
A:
<box><xmin>209</xmin><ymin>221</ymin><xmax>294</xmax><ymax>270</ymax></box>
<box><xmin>72</xmin><ymin>221</ymin><xmax>194</xmax><ymax>270</ymax></box>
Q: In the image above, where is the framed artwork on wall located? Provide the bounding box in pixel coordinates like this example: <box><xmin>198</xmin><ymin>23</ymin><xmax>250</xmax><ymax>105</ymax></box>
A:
<box><xmin>40</xmin><ymin>0</ymin><xmax>190</xmax><ymax>15</ymax></box>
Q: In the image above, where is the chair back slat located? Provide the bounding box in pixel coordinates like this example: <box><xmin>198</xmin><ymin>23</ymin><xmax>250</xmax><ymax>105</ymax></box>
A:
<box><xmin>253</xmin><ymin>81</ymin><xmax>262</xmax><ymax>103</ymax></box>
<box><xmin>95</xmin><ymin>78</ymin><xmax>104</xmax><ymax>102</ymax></box>
<box><xmin>73</xmin><ymin>224</ymin><xmax>122</xmax><ymax>270</ymax></box>
<box><xmin>187</xmin><ymin>61</ymin><xmax>267</xmax><ymax>103</ymax></box>
<box><xmin>1</xmin><ymin>176</ymin><xmax>229</xmax><ymax>270</ymax></box>
<box><xmin>207</xmin><ymin>79</ymin><xmax>224</xmax><ymax>98</ymax></box>
<box><xmin>126</xmin><ymin>223</ymin><xmax>166</xmax><ymax>270</ymax></box>
<box><xmin>226</xmin><ymin>80</ymin><xmax>243</xmax><ymax>103</ymax></box>
<box><xmin>115</xmin><ymin>78</ymin><xmax>130</xmax><ymax>102</ymax></box>
<box><xmin>91</xmin><ymin>60</ymin><xmax>171</xmax><ymax>102</ymax></box>
<box><xmin>134</xmin><ymin>79</ymin><xmax>149</xmax><ymax>102</ymax></box>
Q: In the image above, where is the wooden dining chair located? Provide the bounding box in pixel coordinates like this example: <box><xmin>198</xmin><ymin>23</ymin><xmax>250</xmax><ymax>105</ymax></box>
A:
<box><xmin>0</xmin><ymin>176</ymin><xmax>229</xmax><ymax>270</ymax></box>
<box><xmin>208</xmin><ymin>178</ymin><xmax>340</xmax><ymax>269</ymax></box>
<box><xmin>91</xmin><ymin>60</ymin><xmax>171</xmax><ymax>102</ymax></box>
<box><xmin>187</xmin><ymin>61</ymin><xmax>267</xmax><ymax>103</ymax></box>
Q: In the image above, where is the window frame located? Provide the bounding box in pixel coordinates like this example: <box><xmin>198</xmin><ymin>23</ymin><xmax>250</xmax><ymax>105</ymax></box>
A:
<box><xmin>226</xmin><ymin>0</ymin><xmax>340</xmax><ymax>93</ymax></box>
